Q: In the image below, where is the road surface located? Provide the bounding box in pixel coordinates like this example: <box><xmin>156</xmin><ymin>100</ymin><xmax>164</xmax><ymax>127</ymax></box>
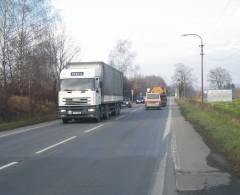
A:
<box><xmin>0</xmin><ymin>98</ymin><xmax>239</xmax><ymax>195</ymax></box>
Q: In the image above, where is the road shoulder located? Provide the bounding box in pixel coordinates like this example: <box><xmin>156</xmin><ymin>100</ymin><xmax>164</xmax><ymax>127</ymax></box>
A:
<box><xmin>170</xmin><ymin>100</ymin><xmax>230</xmax><ymax>191</ymax></box>
<box><xmin>0</xmin><ymin>120</ymin><xmax>60</xmax><ymax>139</ymax></box>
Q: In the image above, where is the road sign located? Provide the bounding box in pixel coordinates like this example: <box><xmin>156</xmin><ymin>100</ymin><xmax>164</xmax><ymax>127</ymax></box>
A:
<box><xmin>207</xmin><ymin>89</ymin><xmax>232</xmax><ymax>102</ymax></box>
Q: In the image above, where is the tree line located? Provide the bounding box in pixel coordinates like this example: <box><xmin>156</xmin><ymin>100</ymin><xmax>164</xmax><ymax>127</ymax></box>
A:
<box><xmin>172</xmin><ymin>63</ymin><xmax>236</xmax><ymax>99</ymax></box>
<box><xmin>108</xmin><ymin>39</ymin><xmax>166</xmax><ymax>98</ymax></box>
<box><xmin>0</xmin><ymin>0</ymin><xmax>80</xmax><ymax>120</ymax></box>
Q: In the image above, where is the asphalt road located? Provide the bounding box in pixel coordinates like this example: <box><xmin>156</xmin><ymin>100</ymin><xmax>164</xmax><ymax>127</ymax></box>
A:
<box><xmin>0</xmin><ymin>98</ymin><xmax>239</xmax><ymax>195</ymax></box>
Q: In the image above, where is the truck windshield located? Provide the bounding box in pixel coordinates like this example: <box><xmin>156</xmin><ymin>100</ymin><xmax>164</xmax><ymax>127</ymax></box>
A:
<box><xmin>147</xmin><ymin>93</ymin><xmax>160</xmax><ymax>99</ymax></box>
<box><xmin>60</xmin><ymin>78</ymin><xmax>95</xmax><ymax>91</ymax></box>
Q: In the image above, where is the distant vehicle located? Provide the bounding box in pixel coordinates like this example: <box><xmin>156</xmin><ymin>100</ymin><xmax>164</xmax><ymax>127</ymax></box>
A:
<box><xmin>145</xmin><ymin>93</ymin><xmax>161</xmax><ymax>110</ymax></box>
<box><xmin>122</xmin><ymin>97</ymin><xmax>132</xmax><ymax>108</ymax></box>
<box><xmin>136</xmin><ymin>96</ymin><xmax>144</xmax><ymax>104</ymax></box>
<box><xmin>151</xmin><ymin>86</ymin><xmax>167</xmax><ymax>107</ymax></box>
<box><xmin>58</xmin><ymin>61</ymin><xmax>123</xmax><ymax>123</ymax></box>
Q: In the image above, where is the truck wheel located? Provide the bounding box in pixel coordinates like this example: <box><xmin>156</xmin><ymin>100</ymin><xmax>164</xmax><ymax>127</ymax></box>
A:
<box><xmin>112</xmin><ymin>105</ymin><xmax>118</xmax><ymax>116</ymax></box>
<box><xmin>117</xmin><ymin>105</ymin><xmax>121</xmax><ymax>115</ymax></box>
<box><xmin>103</xmin><ymin>106</ymin><xmax>109</xmax><ymax>119</ymax></box>
<box><xmin>105</xmin><ymin>111</ymin><xmax>109</xmax><ymax>119</ymax></box>
<box><xmin>95</xmin><ymin>111</ymin><xmax>101</xmax><ymax>123</ymax></box>
<box><xmin>62</xmin><ymin>118</ymin><xmax>69</xmax><ymax>124</ymax></box>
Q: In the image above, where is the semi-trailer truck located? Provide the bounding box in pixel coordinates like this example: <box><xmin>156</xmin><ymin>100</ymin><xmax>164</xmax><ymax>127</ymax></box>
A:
<box><xmin>58</xmin><ymin>61</ymin><xmax>123</xmax><ymax>123</ymax></box>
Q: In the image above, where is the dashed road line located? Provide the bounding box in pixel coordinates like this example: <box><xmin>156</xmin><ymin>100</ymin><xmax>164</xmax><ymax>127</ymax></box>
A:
<box><xmin>35</xmin><ymin>136</ymin><xmax>77</xmax><ymax>154</ymax></box>
<box><xmin>84</xmin><ymin>124</ymin><xmax>104</xmax><ymax>134</ymax></box>
<box><xmin>115</xmin><ymin>115</ymin><xmax>126</xmax><ymax>121</ymax></box>
<box><xmin>0</xmin><ymin>162</ymin><xmax>18</xmax><ymax>171</ymax></box>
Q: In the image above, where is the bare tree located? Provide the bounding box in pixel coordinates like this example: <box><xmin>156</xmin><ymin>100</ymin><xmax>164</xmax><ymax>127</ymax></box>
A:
<box><xmin>208</xmin><ymin>67</ymin><xmax>232</xmax><ymax>89</ymax></box>
<box><xmin>0</xmin><ymin>0</ymin><xmax>60</xmax><ymax>119</ymax></box>
<box><xmin>129</xmin><ymin>75</ymin><xmax>166</xmax><ymax>98</ymax></box>
<box><xmin>130</xmin><ymin>64</ymin><xmax>141</xmax><ymax>78</ymax></box>
<box><xmin>172</xmin><ymin>63</ymin><xmax>195</xmax><ymax>98</ymax></box>
<box><xmin>0</xmin><ymin>0</ymin><xmax>15</xmax><ymax>90</ymax></box>
<box><xmin>49</xmin><ymin>28</ymin><xmax>81</xmax><ymax>82</ymax></box>
<box><xmin>108</xmin><ymin>39</ymin><xmax>136</xmax><ymax>76</ymax></box>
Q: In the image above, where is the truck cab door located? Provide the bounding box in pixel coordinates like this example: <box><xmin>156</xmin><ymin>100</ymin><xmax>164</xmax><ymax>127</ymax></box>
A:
<box><xmin>95</xmin><ymin>77</ymin><xmax>101</xmax><ymax>105</ymax></box>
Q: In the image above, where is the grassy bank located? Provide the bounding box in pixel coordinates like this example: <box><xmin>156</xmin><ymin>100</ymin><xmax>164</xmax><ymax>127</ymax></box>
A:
<box><xmin>0</xmin><ymin>114</ymin><xmax>58</xmax><ymax>132</ymax></box>
<box><xmin>177</xmin><ymin>100</ymin><xmax>240</xmax><ymax>174</ymax></box>
<box><xmin>209</xmin><ymin>99</ymin><xmax>240</xmax><ymax>119</ymax></box>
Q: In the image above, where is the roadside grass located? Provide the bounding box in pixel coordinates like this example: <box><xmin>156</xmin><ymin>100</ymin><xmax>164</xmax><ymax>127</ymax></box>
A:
<box><xmin>0</xmin><ymin>114</ymin><xmax>58</xmax><ymax>132</ymax></box>
<box><xmin>177</xmin><ymin>100</ymin><xmax>240</xmax><ymax>174</ymax></box>
<box><xmin>209</xmin><ymin>99</ymin><xmax>240</xmax><ymax>119</ymax></box>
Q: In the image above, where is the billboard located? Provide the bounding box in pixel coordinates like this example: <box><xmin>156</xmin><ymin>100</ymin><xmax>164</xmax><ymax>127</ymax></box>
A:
<box><xmin>207</xmin><ymin>90</ymin><xmax>232</xmax><ymax>102</ymax></box>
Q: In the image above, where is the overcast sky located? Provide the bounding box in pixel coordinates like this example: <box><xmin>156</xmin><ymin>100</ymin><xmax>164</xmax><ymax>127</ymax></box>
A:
<box><xmin>53</xmin><ymin>0</ymin><xmax>240</xmax><ymax>87</ymax></box>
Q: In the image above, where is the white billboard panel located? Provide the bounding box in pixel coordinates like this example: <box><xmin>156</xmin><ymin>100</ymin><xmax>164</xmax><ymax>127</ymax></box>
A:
<box><xmin>207</xmin><ymin>90</ymin><xmax>232</xmax><ymax>102</ymax></box>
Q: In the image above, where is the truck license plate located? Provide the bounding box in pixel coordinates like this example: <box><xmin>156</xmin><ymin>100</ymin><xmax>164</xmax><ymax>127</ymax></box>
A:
<box><xmin>73</xmin><ymin>111</ymin><xmax>82</xmax><ymax>115</ymax></box>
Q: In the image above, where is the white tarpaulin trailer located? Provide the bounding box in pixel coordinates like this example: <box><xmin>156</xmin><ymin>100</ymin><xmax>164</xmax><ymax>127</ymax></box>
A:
<box><xmin>207</xmin><ymin>89</ymin><xmax>232</xmax><ymax>102</ymax></box>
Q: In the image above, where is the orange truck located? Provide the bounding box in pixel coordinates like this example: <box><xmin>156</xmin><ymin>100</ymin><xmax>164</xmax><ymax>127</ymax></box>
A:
<box><xmin>145</xmin><ymin>87</ymin><xmax>167</xmax><ymax>110</ymax></box>
<box><xmin>151</xmin><ymin>87</ymin><xmax>167</xmax><ymax>106</ymax></box>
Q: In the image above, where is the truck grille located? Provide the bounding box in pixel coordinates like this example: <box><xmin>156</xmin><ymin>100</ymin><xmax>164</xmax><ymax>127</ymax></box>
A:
<box><xmin>63</xmin><ymin>97</ymin><xmax>91</xmax><ymax>105</ymax></box>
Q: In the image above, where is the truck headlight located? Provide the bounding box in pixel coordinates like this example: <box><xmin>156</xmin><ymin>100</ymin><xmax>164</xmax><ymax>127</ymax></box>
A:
<box><xmin>88</xmin><ymin>108</ymin><xmax>95</xmax><ymax>112</ymax></box>
<box><xmin>67</xmin><ymin>110</ymin><xmax>72</xmax><ymax>115</ymax></box>
<box><xmin>60</xmin><ymin>109</ymin><xmax>66</xmax><ymax>113</ymax></box>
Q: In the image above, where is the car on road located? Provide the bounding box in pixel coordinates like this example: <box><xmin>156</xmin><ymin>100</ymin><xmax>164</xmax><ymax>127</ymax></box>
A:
<box><xmin>122</xmin><ymin>97</ymin><xmax>132</xmax><ymax>108</ymax></box>
<box><xmin>135</xmin><ymin>96</ymin><xmax>145</xmax><ymax>104</ymax></box>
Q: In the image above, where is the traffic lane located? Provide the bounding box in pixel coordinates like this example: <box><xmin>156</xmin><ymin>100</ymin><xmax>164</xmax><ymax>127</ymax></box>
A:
<box><xmin>0</xmin><ymin>103</ymin><xmax>135</xmax><ymax>141</ymax></box>
<box><xmin>0</xmin><ymin>122</ymin><xmax>101</xmax><ymax>162</ymax></box>
<box><xmin>0</xmin><ymin>103</ymin><xmax>133</xmax><ymax>140</ymax></box>
<box><xmin>0</xmin><ymin>104</ymin><xmax>170</xmax><ymax>195</ymax></box>
<box><xmin>0</xmin><ymin>120</ymin><xmax>61</xmax><ymax>138</ymax></box>
<box><xmin>0</xmin><ymin>106</ymin><xmax>142</xmax><ymax>169</ymax></box>
<box><xmin>0</xmin><ymin>103</ymin><xmax>137</xmax><ymax>141</ymax></box>
<box><xmin>0</xmin><ymin>106</ymin><xmax>142</xmax><ymax>167</ymax></box>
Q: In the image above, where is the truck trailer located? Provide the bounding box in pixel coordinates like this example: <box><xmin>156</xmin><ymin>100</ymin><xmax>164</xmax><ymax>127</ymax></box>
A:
<box><xmin>151</xmin><ymin>87</ymin><xmax>167</xmax><ymax>106</ymax></box>
<box><xmin>58</xmin><ymin>61</ymin><xmax>123</xmax><ymax>123</ymax></box>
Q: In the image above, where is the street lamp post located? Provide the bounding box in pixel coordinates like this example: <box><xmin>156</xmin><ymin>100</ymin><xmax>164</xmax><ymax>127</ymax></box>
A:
<box><xmin>182</xmin><ymin>34</ymin><xmax>204</xmax><ymax>103</ymax></box>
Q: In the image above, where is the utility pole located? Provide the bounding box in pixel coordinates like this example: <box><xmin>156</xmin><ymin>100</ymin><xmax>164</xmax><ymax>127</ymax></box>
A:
<box><xmin>182</xmin><ymin>34</ymin><xmax>204</xmax><ymax>103</ymax></box>
<box><xmin>131</xmin><ymin>89</ymin><xmax>134</xmax><ymax>102</ymax></box>
<box><xmin>200</xmin><ymin>42</ymin><xmax>204</xmax><ymax>104</ymax></box>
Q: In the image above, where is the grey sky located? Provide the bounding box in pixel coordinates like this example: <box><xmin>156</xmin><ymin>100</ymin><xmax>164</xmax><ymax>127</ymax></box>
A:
<box><xmin>53</xmin><ymin>0</ymin><xmax>240</xmax><ymax>87</ymax></box>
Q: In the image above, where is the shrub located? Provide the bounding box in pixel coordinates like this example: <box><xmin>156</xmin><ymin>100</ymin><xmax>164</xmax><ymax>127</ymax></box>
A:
<box><xmin>34</xmin><ymin>100</ymin><xmax>56</xmax><ymax>115</ymax></box>
<box><xmin>7</xmin><ymin>96</ymin><xmax>31</xmax><ymax>118</ymax></box>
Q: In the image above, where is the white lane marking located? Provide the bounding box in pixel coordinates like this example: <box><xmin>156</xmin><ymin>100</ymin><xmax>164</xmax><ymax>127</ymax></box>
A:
<box><xmin>0</xmin><ymin>121</ymin><xmax>59</xmax><ymax>139</ymax></box>
<box><xmin>130</xmin><ymin>108</ymin><xmax>141</xmax><ymax>113</ymax></box>
<box><xmin>84</xmin><ymin>124</ymin><xmax>104</xmax><ymax>134</ymax></box>
<box><xmin>0</xmin><ymin>162</ymin><xmax>18</xmax><ymax>171</ymax></box>
<box><xmin>162</xmin><ymin>99</ymin><xmax>172</xmax><ymax>140</ymax></box>
<box><xmin>171</xmin><ymin>131</ymin><xmax>181</xmax><ymax>170</ymax></box>
<box><xmin>150</xmin><ymin>152</ymin><xmax>168</xmax><ymax>195</ymax></box>
<box><xmin>115</xmin><ymin>115</ymin><xmax>126</xmax><ymax>121</ymax></box>
<box><xmin>35</xmin><ymin>136</ymin><xmax>77</xmax><ymax>154</ymax></box>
